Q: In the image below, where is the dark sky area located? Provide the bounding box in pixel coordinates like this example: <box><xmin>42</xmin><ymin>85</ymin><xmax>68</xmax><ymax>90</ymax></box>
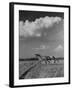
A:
<box><xmin>19</xmin><ymin>10</ymin><xmax>64</xmax><ymax>22</ymax></box>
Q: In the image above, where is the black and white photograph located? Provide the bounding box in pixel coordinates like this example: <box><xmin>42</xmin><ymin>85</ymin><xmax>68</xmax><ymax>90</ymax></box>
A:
<box><xmin>19</xmin><ymin>11</ymin><xmax>64</xmax><ymax>79</ymax></box>
<box><xmin>9</xmin><ymin>2</ymin><xmax>70</xmax><ymax>87</ymax></box>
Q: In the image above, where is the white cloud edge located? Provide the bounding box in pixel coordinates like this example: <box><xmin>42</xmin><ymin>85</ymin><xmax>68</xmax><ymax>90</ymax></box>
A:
<box><xmin>54</xmin><ymin>44</ymin><xmax>64</xmax><ymax>52</ymax></box>
<box><xmin>19</xmin><ymin>16</ymin><xmax>63</xmax><ymax>37</ymax></box>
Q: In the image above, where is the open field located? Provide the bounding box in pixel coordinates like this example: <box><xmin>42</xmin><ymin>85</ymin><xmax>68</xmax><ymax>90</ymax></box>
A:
<box><xmin>19</xmin><ymin>59</ymin><xmax>64</xmax><ymax>79</ymax></box>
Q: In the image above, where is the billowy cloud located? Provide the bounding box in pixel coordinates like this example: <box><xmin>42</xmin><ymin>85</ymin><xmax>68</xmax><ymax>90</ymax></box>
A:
<box><xmin>32</xmin><ymin>45</ymin><xmax>49</xmax><ymax>51</ymax></box>
<box><xmin>19</xmin><ymin>16</ymin><xmax>62</xmax><ymax>37</ymax></box>
<box><xmin>54</xmin><ymin>45</ymin><xmax>64</xmax><ymax>52</ymax></box>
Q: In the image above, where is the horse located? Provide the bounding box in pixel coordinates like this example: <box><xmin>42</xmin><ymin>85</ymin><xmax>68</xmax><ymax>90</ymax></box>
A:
<box><xmin>34</xmin><ymin>54</ymin><xmax>48</xmax><ymax>64</ymax></box>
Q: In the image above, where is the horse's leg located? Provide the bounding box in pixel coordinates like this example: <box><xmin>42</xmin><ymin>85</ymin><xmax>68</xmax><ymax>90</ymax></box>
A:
<box><xmin>46</xmin><ymin>57</ymin><xmax>50</xmax><ymax>64</ymax></box>
<box><xmin>45</xmin><ymin>57</ymin><xmax>47</xmax><ymax>64</ymax></box>
<box><xmin>49</xmin><ymin>57</ymin><xmax>51</xmax><ymax>64</ymax></box>
<box><xmin>54</xmin><ymin>59</ymin><xmax>56</xmax><ymax>63</ymax></box>
<box><xmin>47</xmin><ymin>59</ymin><xmax>49</xmax><ymax>64</ymax></box>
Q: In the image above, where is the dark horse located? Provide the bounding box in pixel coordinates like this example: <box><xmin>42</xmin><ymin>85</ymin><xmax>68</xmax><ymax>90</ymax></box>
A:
<box><xmin>35</xmin><ymin>54</ymin><xmax>56</xmax><ymax>64</ymax></box>
<box><xmin>34</xmin><ymin>54</ymin><xmax>48</xmax><ymax>64</ymax></box>
<box><xmin>34</xmin><ymin>54</ymin><xmax>52</xmax><ymax>64</ymax></box>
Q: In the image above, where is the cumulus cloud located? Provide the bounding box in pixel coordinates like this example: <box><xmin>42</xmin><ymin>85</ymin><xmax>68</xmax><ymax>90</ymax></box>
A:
<box><xmin>32</xmin><ymin>45</ymin><xmax>49</xmax><ymax>51</ymax></box>
<box><xmin>54</xmin><ymin>45</ymin><xmax>64</xmax><ymax>52</ymax></box>
<box><xmin>19</xmin><ymin>16</ymin><xmax>62</xmax><ymax>37</ymax></box>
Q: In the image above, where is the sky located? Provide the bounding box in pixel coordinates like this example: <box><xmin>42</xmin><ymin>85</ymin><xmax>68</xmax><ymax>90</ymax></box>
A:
<box><xmin>19</xmin><ymin>10</ymin><xmax>64</xmax><ymax>58</ymax></box>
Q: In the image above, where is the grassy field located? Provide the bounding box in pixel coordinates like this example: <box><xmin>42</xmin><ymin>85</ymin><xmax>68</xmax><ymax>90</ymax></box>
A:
<box><xmin>19</xmin><ymin>59</ymin><xmax>64</xmax><ymax>79</ymax></box>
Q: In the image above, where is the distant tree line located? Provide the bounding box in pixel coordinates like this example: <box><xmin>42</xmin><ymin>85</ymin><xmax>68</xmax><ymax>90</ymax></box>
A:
<box><xmin>19</xmin><ymin>54</ymin><xmax>64</xmax><ymax>61</ymax></box>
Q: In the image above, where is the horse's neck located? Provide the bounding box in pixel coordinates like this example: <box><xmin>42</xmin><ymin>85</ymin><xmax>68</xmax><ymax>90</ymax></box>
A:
<box><xmin>37</xmin><ymin>56</ymin><xmax>43</xmax><ymax>60</ymax></box>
